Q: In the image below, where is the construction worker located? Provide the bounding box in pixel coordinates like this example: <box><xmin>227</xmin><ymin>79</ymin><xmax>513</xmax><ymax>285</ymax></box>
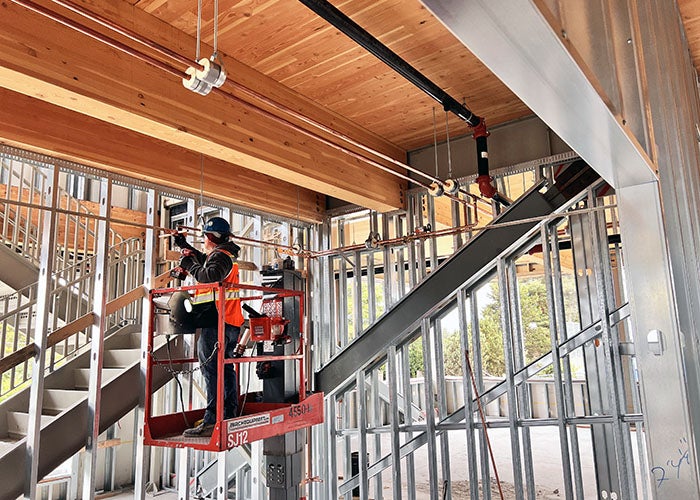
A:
<box><xmin>173</xmin><ymin>216</ymin><xmax>244</xmax><ymax>436</ymax></box>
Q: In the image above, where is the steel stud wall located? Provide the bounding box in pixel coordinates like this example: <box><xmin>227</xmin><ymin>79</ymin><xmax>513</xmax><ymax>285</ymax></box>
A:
<box><xmin>311</xmin><ymin>181</ymin><xmax>651</xmax><ymax>499</ymax></box>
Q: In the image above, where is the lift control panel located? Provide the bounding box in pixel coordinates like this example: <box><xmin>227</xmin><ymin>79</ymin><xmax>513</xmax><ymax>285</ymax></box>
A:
<box><xmin>143</xmin><ymin>282</ymin><xmax>323</xmax><ymax>452</ymax></box>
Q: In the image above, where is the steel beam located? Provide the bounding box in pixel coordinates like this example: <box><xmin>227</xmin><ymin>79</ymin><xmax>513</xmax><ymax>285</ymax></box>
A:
<box><xmin>421</xmin><ymin>0</ymin><xmax>656</xmax><ymax>189</ymax></box>
<box><xmin>316</xmin><ymin>176</ymin><xmax>589</xmax><ymax>394</ymax></box>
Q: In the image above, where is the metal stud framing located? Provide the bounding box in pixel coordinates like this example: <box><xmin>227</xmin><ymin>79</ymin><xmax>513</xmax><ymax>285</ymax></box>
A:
<box><xmin>7</xmin><ymin>134</ymin><xmax>691</xmax><ymax>500</ymax></box>
<box><xmin>315</xmin><ymin>182</ymin><xmax>653</xmax><ymax>499</ymax></box>
<box><xmin>135</xmin><ymin>187</ymin><xmax>156</xmax><ymax>500</ymax></box>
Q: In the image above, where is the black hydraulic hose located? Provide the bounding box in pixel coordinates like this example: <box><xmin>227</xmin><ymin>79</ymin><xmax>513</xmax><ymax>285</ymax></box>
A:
<box><xmin>298</xmin><ymin>0</ymin><xmax>482</xmax><ymax>127</ymax></box>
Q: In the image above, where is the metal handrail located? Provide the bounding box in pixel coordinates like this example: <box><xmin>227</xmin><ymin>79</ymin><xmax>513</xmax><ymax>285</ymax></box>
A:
<box><xmin>0</xmin><ymin>238</ymin><xmax>146</xmax><ymax>397</ymax></box>
<box><xmin>0</xmin><ymin>156</ymin><xmax>124</xmax><ymax>270</ymax></box>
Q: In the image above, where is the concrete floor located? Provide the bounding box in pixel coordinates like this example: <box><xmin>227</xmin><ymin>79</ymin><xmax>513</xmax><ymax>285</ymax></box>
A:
<box><xmin>99</xmin><ymin>426</ymin><xmax>647</xmax><ymax>499</ymax></box>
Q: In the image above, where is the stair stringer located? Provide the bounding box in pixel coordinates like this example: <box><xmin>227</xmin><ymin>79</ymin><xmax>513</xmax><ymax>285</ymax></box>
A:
<box><xmin>316</xmin><ymin>161</ymin><xmax>599</xmax><ymax>395</ymax></box>
<box><xmin>0</xmin><ymin>242</ymin><xmax>38</xmax><ymax>291</ymax></box>
<box><xmin>0</xmin><ymin>327</ymin><xmax>178</xmax><ymax>500</ymax></box>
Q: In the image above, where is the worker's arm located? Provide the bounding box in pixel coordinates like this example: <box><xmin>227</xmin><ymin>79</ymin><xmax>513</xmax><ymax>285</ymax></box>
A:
<box><xmin>171</xmin><ymin>232</ymin><xmax>207</xmax><ymax>260</ymax></box>
<box><xmin>180</xmin><ymin>249</ymin><xmax>233</xmax><ymax>284</ymax></box>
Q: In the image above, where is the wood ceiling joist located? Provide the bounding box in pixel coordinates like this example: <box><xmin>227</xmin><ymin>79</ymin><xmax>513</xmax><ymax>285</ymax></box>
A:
<box><xmin>0</xmin><ymin>88</ymin><xmax>324</xmax><ymax>223</ymax></box>
<box><xmin>0</xmin><ymin>0</ymin><xmax>406</xmax><ymax>213</ymax></box>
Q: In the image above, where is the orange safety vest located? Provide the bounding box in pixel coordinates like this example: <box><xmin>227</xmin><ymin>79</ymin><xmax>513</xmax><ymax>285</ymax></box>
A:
<box><xmin>190</xmin><ymin>249</ymin><xmax>244</xmax><ymax>327</ymax></box>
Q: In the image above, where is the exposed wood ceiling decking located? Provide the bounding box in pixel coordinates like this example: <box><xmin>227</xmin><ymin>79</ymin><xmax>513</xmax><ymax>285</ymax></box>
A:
<box><xmin>1</xmin><ymin>0</ymin><xmax>699</xmax><ymax>218</ymax></box>
<box><xmin>680</xmin><ymin>0</ymin><xmax>700</xmax><ymax>75</ymax></box>
<box><xmin>134</xmin><ymin>0</ymin><xmax>531</xmax><ymax>151</ymax></box>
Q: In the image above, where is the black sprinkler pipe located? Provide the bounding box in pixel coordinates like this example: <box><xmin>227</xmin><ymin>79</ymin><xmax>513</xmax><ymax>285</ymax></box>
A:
<box><xmin>299</xmin><ymin>0</ymin><xmax>512</xmax><ymax>205</ymax></box>
<box><xmin>298</xmin><ymin>0</ymin><xmax>481</xmax><ymax>127</ymax></box>
<box><xmin>474</xmin><ymin>121</ymin><xmax>511</xmax><ymax>207</ymax></box>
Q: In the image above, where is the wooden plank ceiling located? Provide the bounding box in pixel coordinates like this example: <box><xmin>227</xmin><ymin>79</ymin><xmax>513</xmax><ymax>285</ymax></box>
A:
<box><xmin>679</xmin><ymin>0</ymin><xmax>700</xmax><ymax>74</ymax></box>
<box><xmin>1</xmin><ymin>0</ymin><xmax>698</xmax><ymax>220</ymax></box>
<box><xmin>135</xmin><ymin>0</ymin><xmax>531</xmax><ymax>150</ymax></box>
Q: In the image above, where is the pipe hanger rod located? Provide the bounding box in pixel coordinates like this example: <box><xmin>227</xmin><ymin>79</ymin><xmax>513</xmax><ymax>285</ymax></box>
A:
<box><xmin>298</xmin><ymin>0</ymin><xmax>482</xmax><ymax>127</ymax></box>
<box><xmin>12</xmin><ymin>0</ymin><xmax>468</xmax><ymax>202</ymax></box>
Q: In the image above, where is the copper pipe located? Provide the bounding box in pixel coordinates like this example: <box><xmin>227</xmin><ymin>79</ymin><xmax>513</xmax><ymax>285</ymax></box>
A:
<box><xmin>49</xmin><ymin>0</ymin><xmax>202</xmax><ymax>71</ymax></box>
<box><xmin>25</xmin><ymin>0</ymin><xmax>475</xmax><ymax>205</ymax></box>
<box><xmin>173</xmin><ymin>224</ymin><xmax>307</xmax><ymax>256</ymax></box>
<box><xmin>310</xmin><ymin>221</ymin><xmax>478</xmax><ymax>258</ymax></box>
<box><xmin>12</xmin><ymin>0</ymin><xmax>185</xmax><ymax>80</ymax></box>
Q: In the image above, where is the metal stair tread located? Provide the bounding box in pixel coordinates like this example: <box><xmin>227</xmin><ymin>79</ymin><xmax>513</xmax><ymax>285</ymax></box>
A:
<box><xmin>106</xmin><ymin>331</ymin><xmax>142</xmax><ymax>350</ymax></box>
<box><xmin>42</xmin><ymin>388</ymin><xmax>88</xmax><ymax>413</ymax></box>
<box><xmin>103</xmin><ymin>348</ymin><xmax>141</xmax><ymax>368</ymax></box>
<box><xmin>7</xmin><ymin>411</ymin><xmax>54</xmax><ymax>438</ymax></box>
<box><xmin>0</xmin><ymin>438</ymin><xmax>21</xmax><ymax>458</ymax></box>
<box><xmin>73</xmin><ymin>367</ymin><xmax>125</xmax><ymax>389</ymax></box>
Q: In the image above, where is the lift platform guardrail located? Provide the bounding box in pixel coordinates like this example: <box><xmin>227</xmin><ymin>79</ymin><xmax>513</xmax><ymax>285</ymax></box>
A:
<box><xmin>143</xmin><ymin>282</ymin><xmax>324</xmax><ymax>452</ymax></box>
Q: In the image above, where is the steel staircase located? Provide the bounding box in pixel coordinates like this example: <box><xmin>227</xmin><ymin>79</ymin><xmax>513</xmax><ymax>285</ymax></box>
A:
<box><xmin>0</xmin><ymin>326</ymin><xmax>176</xmax><ymax>500</ymax></box>
<box><xmin>0</xmin><ymin>155</ymin><xmax>164</xmax><ymax>498</ymax></box>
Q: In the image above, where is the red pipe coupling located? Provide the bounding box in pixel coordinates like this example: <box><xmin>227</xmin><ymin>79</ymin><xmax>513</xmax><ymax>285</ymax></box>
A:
<box><xmin>472</xmin><ymin>119</ymin><xmax>490</xmax><ymax>139</ymax></box>
<box><xmin>476</xmin><ymin>175</ymin><xmax>497</xmax><ymax>198</ymax></box>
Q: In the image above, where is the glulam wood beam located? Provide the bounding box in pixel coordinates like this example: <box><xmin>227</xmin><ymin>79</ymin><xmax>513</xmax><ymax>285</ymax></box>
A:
<box><xmin>0</xmin><ymin>89</ymin><xmax>325</xmax><ymax>222</ymax></box>
<box><xmin>0</xmin><ymin>0</ymin><xmax>406</xmax><ymax>212</ymax></box>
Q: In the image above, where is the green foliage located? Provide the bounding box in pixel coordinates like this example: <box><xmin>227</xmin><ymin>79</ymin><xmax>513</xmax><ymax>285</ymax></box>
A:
<box><xmin>1</xmin><ymin>324</ymin><xmax>32</xmax><ymax>403</ymax></box>
<box><xmin>476</xmin><ymin>274</ymin><xmax>579</xmax><ymax>377</ymax></box>
<box><xmin>341</xmin><ymin>257</ymin><xmax>580</xmax><ymax>382</ymax></box>
<box><xmin>346</xmin><ymin>275</ymin><xmax>386</xmax><ymax>337</ymax></box>
<box><xmin>441</xmin><ymin>331</ymin><xmax>464</xmax><ymax>376</ymax></box>
<box><xmin>408</xmin><ymin>337</ymin><xmax>424</xmax><ymax>377</ymax></box>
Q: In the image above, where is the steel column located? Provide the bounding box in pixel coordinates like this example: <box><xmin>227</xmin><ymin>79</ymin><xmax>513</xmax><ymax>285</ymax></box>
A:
<box><xmin>134</xmin><ymin>188</ymin><xmax>156</xmax><ymax>500</ymax></box>
<box><xmin>387</xmin><ymin>345</ymin><xmax>402</xmax><ymax>499</ymax></box>
<box><xmin>82</xmin><ymin>178</ymin><xmax>112</xmax><ymax>499</ymax></box>
<box><xmin>327</xmin><ymin>395</ymin><xmax>338</xmax><ymax>499</ymax></box>
<box><xmin>216</xmin><ymin>450</ymin><xmax>227</xmax><ymax>499</ymax></box>
<box><xmin>177</xmin><ymin>448</ymin><xmax>191</xmax><ymax>500</ymax></box>
<box><xmin>541</xmin><ymin>224</ymin><xmax>574</xmax><ymax>499</ymax></box>
<box><xmin>370</xmin><ymin>369</ymin><xmax>382</xmax><ymax>499</ymax></box>
<box><xmin>506</xmin><ymin>258</ymin><xmax>535</xmax><ymax>499</ymax></box>
<box><xmin>458</xmin><ymin>289</ymin><xmax>479</xmax><ymax>500</ymax></box>
<box><xmin>497</xmin><ymin>258</ymin><xmax>524</xmax><ymax>495</ymax></box>
<box><xmin>381</xmin><ymin>215</ymin><xmax>394</xmax><ymax>310</ymax></box>
<box><xmin>353</xmin><ymin>250</ymin><xmax>362</xmax><ymax>337</ymax></box>
<box><xmin>24</xmin><ymin>164</ymin><xmax>59</xmax><ymax>499</ymax></box>
<box><xmin>356</xmin><ymin>369</ymin><xmax>369</xmax><ymax>500</ymax></box>
<box><xmin>432</xmin><ymin>315</ymin><xmax>451</xmax><ymax>498</ymax></box>
<box><xmin>400</xmin><ymin>342</ymin><xmax>416</xmax><ymax>500</ymax></box>
<box><xmin>471</xmin><ymin>279</ymin><xmax>492</xmax><ymax>499</ymax></box>
<box><xmin>617</xmin><ymin>183</ymin><xmax>700</xmax><ymax>498</ymax></box>
<box><xmin>588</xmin><ymin>191</ymin><xmax>634</xmax><ymax>499</ymax></box>
<box><xmin>570</xmin><ymin>211</ymin><xmax>620</xmax><ymax>494</ymax></box>
<box><xmin>420</xmin><ymin>318</ymin><xmax>439</xmax><ymax>500</ymax></box>
<box><xmin>395</xmin><ymin>215</ymin><xmax>406</xmax><ymax>301</ymax></box>
<box><xmin>338</xmin><ymin>221</ymin><xmax>349</xmax><ymax>348</ymax></box>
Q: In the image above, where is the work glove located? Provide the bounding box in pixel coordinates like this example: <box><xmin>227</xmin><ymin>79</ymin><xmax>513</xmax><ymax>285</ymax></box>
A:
<box><xmin>179</xmin><ymin>254</ymin><xmax>195</xmax><ymax>271</ymax></box>
<box><xmin>172</xmin><ymin>232</ymin><xmax>188</xmax><ymax>248</ymax></box>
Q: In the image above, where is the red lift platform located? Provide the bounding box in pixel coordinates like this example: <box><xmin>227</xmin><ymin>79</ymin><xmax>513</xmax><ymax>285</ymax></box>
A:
<box><xmin>143</xmin><ymin>282</ymin><xmax>324</xmax><ymax>452</ymax></box>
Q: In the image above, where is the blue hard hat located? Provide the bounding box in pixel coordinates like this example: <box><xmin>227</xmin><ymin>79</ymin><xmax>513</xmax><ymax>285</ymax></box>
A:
<box><xmin>202</xmin><ymin>216</ymin><xmax>231</xmax><ymax>239</ymax></box>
